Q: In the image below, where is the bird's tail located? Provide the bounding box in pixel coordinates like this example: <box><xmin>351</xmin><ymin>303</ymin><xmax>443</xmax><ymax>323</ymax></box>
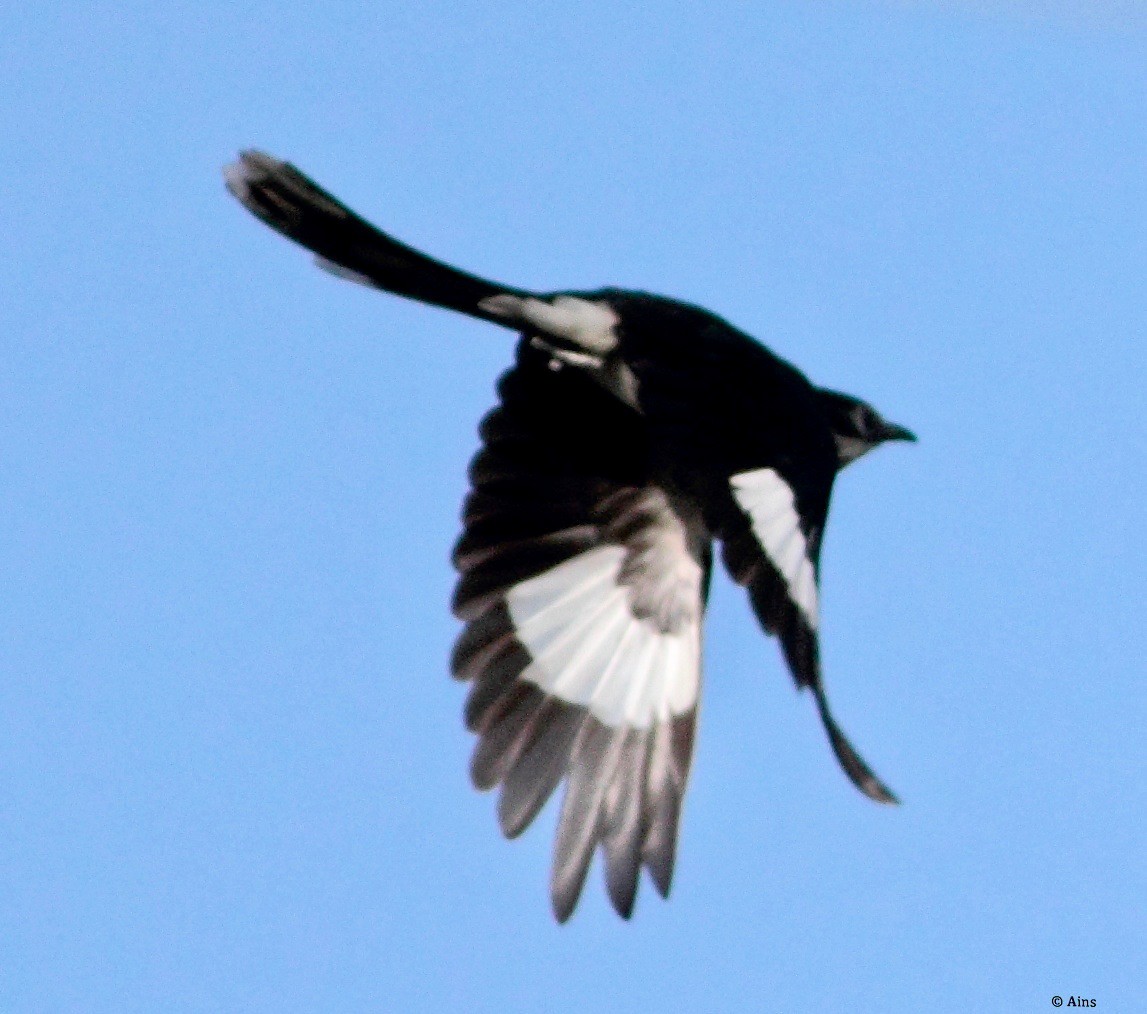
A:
<box><xmin>224</xmin><ymin>150</ymin><xmax>530</xmax><ymax>327</ymax></box>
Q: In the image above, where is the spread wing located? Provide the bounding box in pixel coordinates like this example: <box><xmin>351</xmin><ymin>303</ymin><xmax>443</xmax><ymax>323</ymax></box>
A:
<box><xmin>718</xmin><ymin>464</ymin><xmax>898</xmax><ymax>804</ymax></box>
<box><xmin>452</xmin><ymin>339</ymin><xmax>711</xmax><ymax>921</ymax></box>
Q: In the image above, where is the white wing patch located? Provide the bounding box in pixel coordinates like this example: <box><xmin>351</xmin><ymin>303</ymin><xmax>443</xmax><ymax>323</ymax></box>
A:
<box><xmin>504</xmin><ymin>545</ymin><xmax>701</xmax><ymax>729</ymax></box>
<box><xmin>730</xmin><ymin>468</ymin><xmax>820</xmax><ymax>628</ymax></box>
<box><xmin>478</xmin><ymin>294</ymin><xmax>619</xmax><ymax>355</ymax></box>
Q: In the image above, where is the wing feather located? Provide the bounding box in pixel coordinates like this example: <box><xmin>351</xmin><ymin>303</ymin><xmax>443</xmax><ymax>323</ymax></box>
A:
<box><xmin>452</xmin><ymin>341</ymin><xmax>709</xmax><ymax>920</ymax></box>
<box><xmin>720</xmin><ymin>467</ymin><xmax>897</xmax><ymax>803</ymax></box>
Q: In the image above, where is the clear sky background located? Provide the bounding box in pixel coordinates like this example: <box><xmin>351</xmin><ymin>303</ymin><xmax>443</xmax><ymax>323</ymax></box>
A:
<box><xmin>3</xmin><ymin>2</ymin><xmax>1144</xmax><ymax>1011</ymax></box>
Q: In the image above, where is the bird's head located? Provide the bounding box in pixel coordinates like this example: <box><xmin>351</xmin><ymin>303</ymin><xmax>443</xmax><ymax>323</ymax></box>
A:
<box><xmin>818</xmin><ymin>389</ymin><xmax>916</xmax><ymax>468</ymax></box>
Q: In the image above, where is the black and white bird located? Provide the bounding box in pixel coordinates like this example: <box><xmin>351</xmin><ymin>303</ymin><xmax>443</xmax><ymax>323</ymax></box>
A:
<box><xmin>224</xmin><ymin>150</ymin><xmax>916</xmax><ymax>923</ymax></box>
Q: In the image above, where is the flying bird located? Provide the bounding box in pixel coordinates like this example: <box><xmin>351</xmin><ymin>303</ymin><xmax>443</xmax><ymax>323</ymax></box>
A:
<box><xmin>224</xmin><ymin>150</ymin><xmax>915</xmax><ymax>922</ymax></box>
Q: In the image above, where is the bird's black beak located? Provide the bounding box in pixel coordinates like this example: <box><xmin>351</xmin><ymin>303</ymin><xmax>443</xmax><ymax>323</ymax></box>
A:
<box><xmin>879</xmin><ymin>421</ymin><xmax>917</xmax><ymax>444</ymax></box>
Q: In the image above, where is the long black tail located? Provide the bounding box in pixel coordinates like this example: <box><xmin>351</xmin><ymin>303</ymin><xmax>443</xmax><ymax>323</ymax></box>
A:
<box><xmin>224</xmin><ymin>150</ymin><xmax>531</xmax><ymax>327</ymax></box>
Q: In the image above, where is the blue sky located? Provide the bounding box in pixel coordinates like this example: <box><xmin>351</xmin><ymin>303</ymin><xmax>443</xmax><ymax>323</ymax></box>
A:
<box><xmin>3</xmin><ymin>2</ymin><xmax>1143</xmax><ymax>1011</ymax></box>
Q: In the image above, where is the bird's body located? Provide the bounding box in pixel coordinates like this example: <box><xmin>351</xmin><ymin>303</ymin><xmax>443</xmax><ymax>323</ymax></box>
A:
<box><xmin>225</xmin><ymin>151</ymin><xmax>915</xmax><ymax>922</ymax></box>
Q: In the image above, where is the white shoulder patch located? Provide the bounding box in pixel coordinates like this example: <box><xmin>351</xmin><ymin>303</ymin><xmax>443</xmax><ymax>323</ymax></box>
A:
<box><xmin>504</xmin><ymin>545</ymin><xmax>701</xmax><ymax>729</ymax></box>
<box><xmin>478</xmin><ymin>294</ymin><xmax>619</xmax><ymax>355</ymax></box>
<box><xmin>730</xmin><ymin>468</ymin><xmax>820</xmax><ymax>628</ymax></box>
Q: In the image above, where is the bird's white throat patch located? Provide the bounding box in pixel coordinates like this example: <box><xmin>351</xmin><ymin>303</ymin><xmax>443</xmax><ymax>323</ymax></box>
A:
<box><xmin>730</xmin><ymin>468</ymin><xmax>820</xmax><ymax>628</ymax></box>
<box><xmin>479</xmin><ymin>294</ymin><xmax>619</xmax><ymax>355</ymax></box>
